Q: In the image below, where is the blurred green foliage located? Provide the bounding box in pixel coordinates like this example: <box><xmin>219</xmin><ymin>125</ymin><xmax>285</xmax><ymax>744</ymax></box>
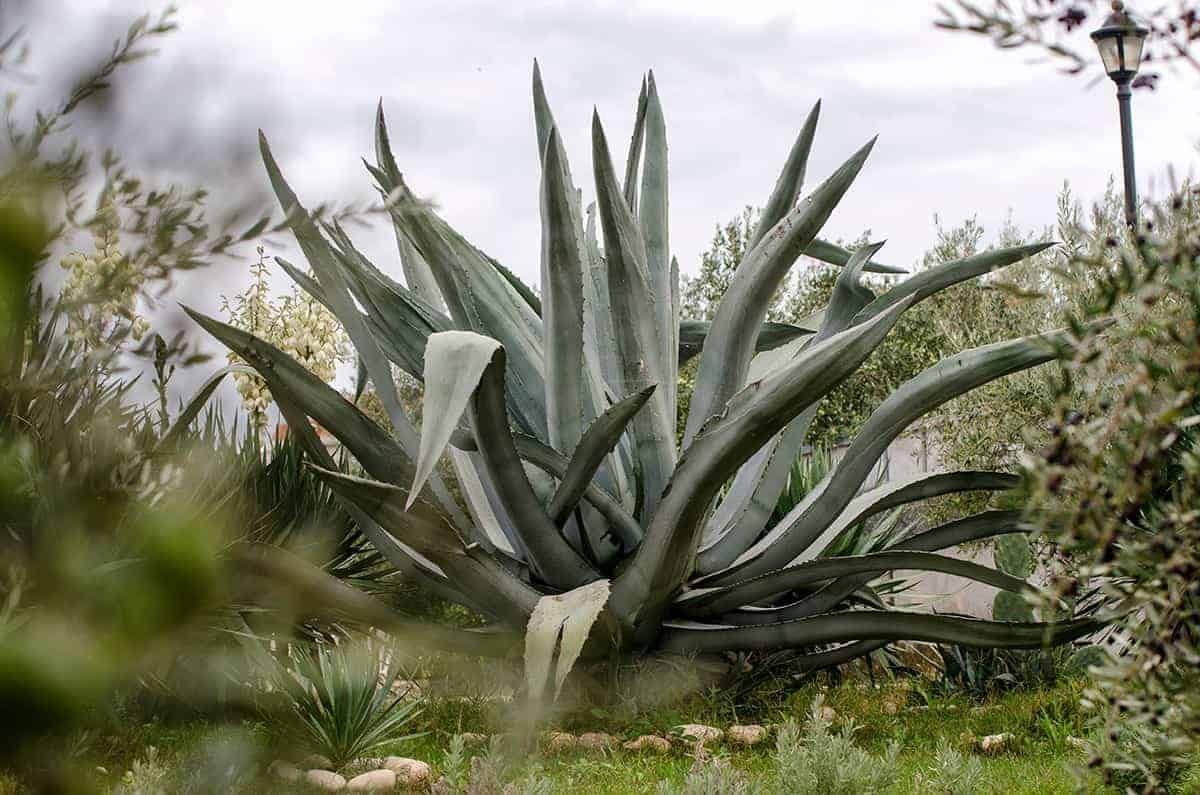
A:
<box><xmin>1023</xmin><ymin>185</ymin><xmax>1200</xmax><ymax>789</ymax></box>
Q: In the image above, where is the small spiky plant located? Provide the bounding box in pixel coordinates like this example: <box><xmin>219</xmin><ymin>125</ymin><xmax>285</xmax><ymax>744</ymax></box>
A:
<box><xmin>188</xmin><ymin>63</ymin><xmax>1101</xmax><ymax>691</ymax></box>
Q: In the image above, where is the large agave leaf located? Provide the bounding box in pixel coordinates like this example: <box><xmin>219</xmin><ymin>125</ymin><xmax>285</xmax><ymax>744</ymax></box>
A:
<box><xmin>583</xmin><ymin>204</ymin><xmax>635</xmax><ymax>505</ymax></box>
<box><xmin>373</xmin><ymin>104</ymin><xmax>444</xmax><ymax>309</ymax></box>
<box><xmin>185</xmin><ymin>308</ymin><xmax>417</xmax><ymax>489</ymax></box>
<box><xmin>529</xmin><ymin>70</ymin><xmax>630</xmax><ymax>536</ymax></box>
<box><xmin>462</xmin><ymin>334</ymin><xmax>600</xmax><ymax>590</ymax></box>
<box><xmin>313</xmin><ymin>468</ymin><xmax>541</xmax><ymax>628</ymax></box>
<box><xmin>713</xmin><ymin>327</ymin><xmax>1083</xmax><ymax>583</ymax></box>
<box><xmin>375</xmin><ymin>115</ymin><xmax>549</xmax><ymax>441</ymax></box>
<box><xmin>582</xmin><ymin>203</ymin><xmax>622</xmax><ymax>402</ymax></box>
<box><xmin>639</xmin><ymin>73</ymin><xmax>675</xmax><ymax>439</ymax></box>
<box><xmin>525</xmin><ymin>579</ymin><xmax>611</xmax><ymax>701</ymax></box>
<box><xmin>853</xmin><ymin>242</ymin><xmax>1055</xmax><ymax>324</ymax></box>
<box><xmin>697</xmin><ymin>243</ymin><xmax>883</xmax><ymax>573</ymax></box>
<box><xmin>682</xmin><ymin>137</ymin><xmax>875</xmax><ymax>447</ymax></box>
<box><xmin>267</xmin><ymin>389</ymin><xmax>473</xmax><ymax>611</ymax></box>
<box><xmin>540</xmin><ymin>127</ymin><xmax>588</xmax><ymax>453</ymax></box>
<box><xmin>677</xmin><ymin>320</ymin><xmax>814</xmax><ymax>367</ymax></box>
<box><xmin>608</xmin><ymin>297</ymin><xmax>914</xmax><ymax>629</ymax></box>
<box><xmin>622</xmin><ymin>75</ymin><xmax>648</xmax><ymax>211</ymax></box>
<box><xmin>659</xmin><ymin>610</ymin><xmax>1100</xmax><ymax>654</ymax></box>
<box><xmin>396</xmin><ymin>204</ymin><xmax>549</xmax><ymax>438</ymax></box>
<box><xmin>592</xmin><ymin>110</ymin><xmax>676</xmax><ymax>519</ymax></box>
<box><xmin>410</xmin><ymin>331</ymin><xmax>501</xmax><ymax>509</ymax></box>
<box><xmin>260</xmin><ymin>135</ymin><xmax>408</xmax><ymax>449</ymax></box>
<box><xmin>449</xmin><ymin>428</ymin><xmax>643</xmax><ymax>551</ymax></box>
<box><xmin>741</xmin><ymin>103</ymin><xmax>901</xmax><ymax>277</ymax></box>
<box><xmin>532</xmin><ymin>78</ymin><xmax>628</xmax><ymax>547</ymax></box>
<box><xmin>804</xmin><ymin>238</ymin><xmax>905</xmax><ymax>275</ymax></box>
<box><xmin>750</xmin><ymin>100</ymin><xmax>820</xmax><ymax>248</ymax></box>
<box><xmin>791</xmin><ymin>470</ymin><xmax>1020</xmax><ymax>565</ymax></box>
<box><xmin>717</xmin><ymin>509</ymin><xmax>1026</xmax><ymax>626</ymax></box>
<box><xmin>545</xmin><ymin>385</ymin><xmax>655</xmax><ymax>528</ymax></box>
<box><xmin>677</xmin><ymin>549</ymin><xmax>1031</xmax><ymax>617</ymax></box>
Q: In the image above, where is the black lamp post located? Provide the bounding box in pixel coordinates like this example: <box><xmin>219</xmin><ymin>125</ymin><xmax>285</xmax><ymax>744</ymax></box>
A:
<box><xmin>1090</xmin><ymin>1</ymin><xmax>1149</xmax><ymax>228</ymax></box>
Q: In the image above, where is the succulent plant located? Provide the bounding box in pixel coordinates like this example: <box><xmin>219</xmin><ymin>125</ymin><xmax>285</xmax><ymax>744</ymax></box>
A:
<box><xmin>187</xmin><ymin>64</ymin><xmax>1101</xmax><ymax>689</ymax></box>
<box><xmin>992</xmin><ymin>532</ymin><xmax>1036</xmax><ymax>622</ymax></box>
<box><xmin>994</xmin><ymin>533</ymin><xmax>1035</xmax><ymax>579</ymax></box>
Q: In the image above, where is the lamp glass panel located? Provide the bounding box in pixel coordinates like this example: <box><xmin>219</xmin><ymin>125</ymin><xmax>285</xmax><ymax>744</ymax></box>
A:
<box><xmin>1120</xmin><ymin>34</ymin><xmax>1145</xmax><ymax>72</ymax></box>
<box><xmin>1096</xmin><ymin>35</ymin><xmax>1123</xmax><ymax>74</ymax></box>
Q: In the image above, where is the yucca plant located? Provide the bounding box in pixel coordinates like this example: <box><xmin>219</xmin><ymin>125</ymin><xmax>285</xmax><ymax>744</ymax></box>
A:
<box><xmin>187</xmin><ymin>64</ymin><xmax>1103</xmax><ymax>692</ymax></box>
<box><xmin>272</xmin><ymin>642</ymin><xmax>423</xmax><ymax>769</ymax></box>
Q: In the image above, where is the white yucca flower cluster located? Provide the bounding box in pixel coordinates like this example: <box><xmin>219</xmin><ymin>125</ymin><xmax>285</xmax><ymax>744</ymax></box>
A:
<box><xmin>59</xmin><ymin>197</ymin><xmax>149</xmax><ymax>347</ymax></box>
<box><xmin>223</xmin><ymin>248</ymin><xmax>349</xmax><ymax>424</ymax></box>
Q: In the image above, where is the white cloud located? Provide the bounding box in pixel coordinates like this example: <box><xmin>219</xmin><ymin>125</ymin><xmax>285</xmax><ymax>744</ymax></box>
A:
<box><xmin>21</xmin><ymin>0</ymin><xmax>1199</xmax><ymax>407</ymax></box>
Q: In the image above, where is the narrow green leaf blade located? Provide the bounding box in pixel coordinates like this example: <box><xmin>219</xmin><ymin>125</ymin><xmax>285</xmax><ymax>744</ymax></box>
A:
<box><xmin>750</xmin><ymin>100</ymin><xmax>819</xmax><ymax>249</ymax></box>
<box><xmin>660</xmin><ymin>610</ymin><xmax>1100</xmax><ymax>654</ymax></box>
<box><xmin>854</xmin><ymin>242</ymin><xmax>1056</xmax><ymax>324</ymax></box>
<box><xmin>718</xmin><ymin>327</ymin><xmax>1084</xmax><ymax>583</ymax></box>
<box><xmin>683</xmin><ymin>137</ymin><xmax>875</xmax><ymax>447</ymax></box>
<box><xmin>592</xmin><ymin>110</ymin><xmax>676</xmax><ymax>519</ymax></box>
<box><xmin>639</xmin><ymin>72</ymin><xmax>675</xmax><ymax>439</ymax></box>
<box><xmin>540</xmin><ymin>126</ymin><xmax>588</xmax><ymax>453</ymax></box>
<box><xmin>547</xmin><ymin>384</ymin><xmax>655</xmax><ymax>526</ymax></box>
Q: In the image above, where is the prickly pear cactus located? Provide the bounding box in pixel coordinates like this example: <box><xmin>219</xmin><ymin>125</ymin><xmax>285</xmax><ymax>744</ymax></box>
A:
<box><xmin>993</xmin><ymin>590</ymin><xmax>1035</xmax><ymax>623</ymax></box>
<box><xmin>995</xmin><ymin>533</ymin><xmax>1034</xmax><ymax>578</ymax></box>
<box><xmin>1064</xmin><ymin>645</ymin><xmax>1109</xmax><ymax>675</ymax></box>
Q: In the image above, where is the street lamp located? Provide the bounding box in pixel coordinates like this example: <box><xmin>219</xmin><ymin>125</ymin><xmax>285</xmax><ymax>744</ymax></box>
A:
<box><xmin>1090</xmin><ymin>1</ymin><xmax>1149</xmax><ymax>228</ymax></box>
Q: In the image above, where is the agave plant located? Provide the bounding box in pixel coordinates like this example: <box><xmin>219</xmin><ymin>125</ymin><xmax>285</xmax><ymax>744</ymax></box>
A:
<box><xmin>187</xmin><ymin>64</ymin><xmax>1102</xmax><ymax>692</ymax></box>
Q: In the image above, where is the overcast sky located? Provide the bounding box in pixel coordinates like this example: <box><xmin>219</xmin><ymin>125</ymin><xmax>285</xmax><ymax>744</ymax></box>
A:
<box><xmin>17</xmin><ymin>0</ymin><xmax>1199</xmax><ymax>402</ymax></box>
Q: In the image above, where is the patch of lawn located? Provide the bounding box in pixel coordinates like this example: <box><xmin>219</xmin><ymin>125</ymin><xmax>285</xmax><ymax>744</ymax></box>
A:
<box><xmin>7</xmin><ymin>676</ymin><xmax>1198</xmax><ymax>793</ymax></box>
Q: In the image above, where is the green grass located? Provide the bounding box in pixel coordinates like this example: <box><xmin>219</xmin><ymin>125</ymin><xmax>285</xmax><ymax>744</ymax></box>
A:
<box><xmin>7</xmin><ymin>676</ymin><xmax>1199</xmax><ymax>793</ymax></box>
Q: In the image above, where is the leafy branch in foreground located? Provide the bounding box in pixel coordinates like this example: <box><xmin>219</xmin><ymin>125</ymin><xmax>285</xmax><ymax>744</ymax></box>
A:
<box><xmin>191</xmin><ymin>62</ymin><xmax>1105</xmax><ymax>697</ymax></box>
<box><xmin>935</xmin><ymin>0</ymin><xmax>1200</xmax><ymax>89</ymax></box>
<box><xmin>1023</xmin><ymin>186</ymin><xmax>1200</xmax><ymax>790</ymax></box>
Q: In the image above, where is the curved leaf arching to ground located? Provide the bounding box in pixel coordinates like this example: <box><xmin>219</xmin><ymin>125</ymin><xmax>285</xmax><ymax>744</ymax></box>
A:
<box><xmin>676</xmin><ymin>550</ymin><xmax>1032</xmax><ymax>619</ymax></box>
<box><xmin>712</xmin><ymin>328</ymin><xmax>1078</xmax><ymax>585</ymax></box>
<box><xmin>694</xmin><ymin>469</ymin><xmax>1020</xmax><ymax>585</ymax></box>
<box><xmin>711</xmin><ymin>509</ymin><xmax>1027</xmax><ymax>626</ymax></box>
<box><xmin>659</xmin><ymin>611</ymin><xmax>1101</xmax><ymax>654</ymax></box>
